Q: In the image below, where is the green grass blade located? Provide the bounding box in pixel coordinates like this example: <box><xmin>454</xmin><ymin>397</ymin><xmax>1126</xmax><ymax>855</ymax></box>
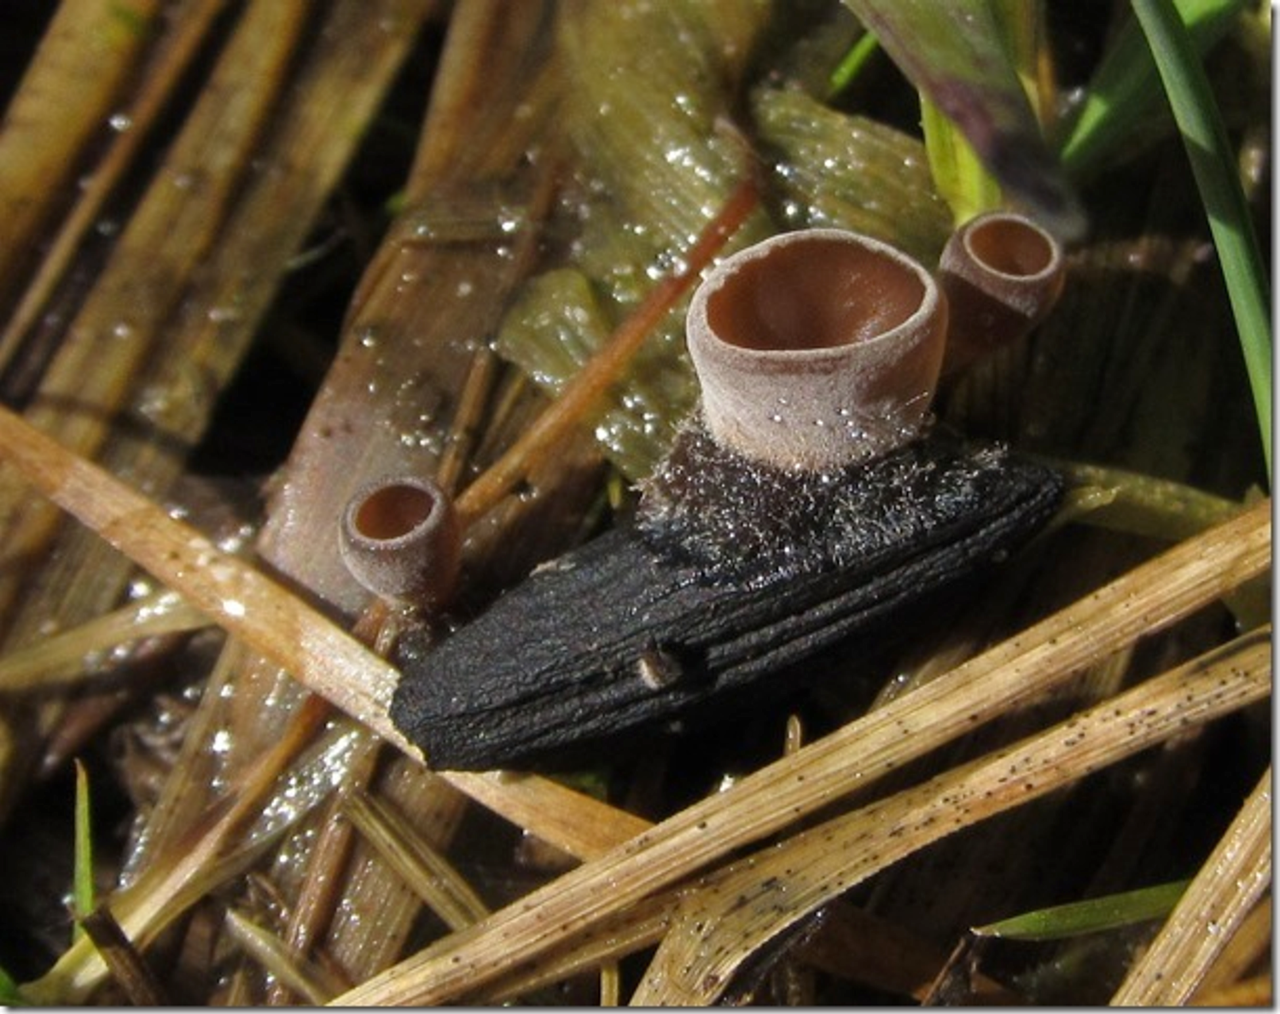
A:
<box><xmin>72</xmin><ymin>759</ymin><xmax>95</xmax><ymax>942</ymax></box>
<box><xmin>1058</xmin><ymin>0</ymin><xmax>1247</xmax><ymax>178</ymax></box>
<box><xmin>1130</xmin><ymin>0</ymin><xmax>1272</xmax><ymax>483</ymax></box>
<box><xmin>826</xmin><ymin>30</ymin><xmax>879</xmax><ymax>100</ymax></box>
<box><xmin>973</xmin><ymin>880</ymin><xmax>1190</xmax><ymax>940</ymax></box>
<box><xmin>920</xmin><ymin>96</ymin><xmax>1003</xmax><ymax>225</ymax></box>
<box><xmin>0</xmin><ymin>964</ymin><xmax>29</xmax><ymax>1005</ymax></box>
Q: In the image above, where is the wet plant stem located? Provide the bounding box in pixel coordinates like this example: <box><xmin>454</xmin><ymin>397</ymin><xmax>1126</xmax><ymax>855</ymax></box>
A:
<box><xmin>1130</xmin><ymin>0</ymin><xmax>1272</xmax><ymax>482</ymax></box>
<box><xmin>453</xmin><ymin>174</ymin><xmax>760</xmax><ymax>527</ymax></box>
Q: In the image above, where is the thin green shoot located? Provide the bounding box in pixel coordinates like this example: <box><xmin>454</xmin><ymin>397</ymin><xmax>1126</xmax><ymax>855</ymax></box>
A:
<box><xmin>826</xmin><ymin>31</ymin><xmax>879</xmax><ymax>100</ymax></box>
<box><xmin>72</xmin><ymin>760</ymin><xmax>95</xmax><ymax>943</ymax></box>
<box><xmin>1131</xmin><ymin>0</ymin><xmax>1272</xmax><ymax>483</ymax></box>
<box><xmin>973</xmin><ymin>879</ymin><xmax>1190</xmax><ymax>940</ymax></box>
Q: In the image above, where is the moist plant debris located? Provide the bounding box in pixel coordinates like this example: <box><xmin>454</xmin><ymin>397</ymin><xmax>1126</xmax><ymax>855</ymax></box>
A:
<box><xmin>0</xmin><ymin>1</ymin><xmax>1269</xmax><ymax>1006</ymax></box>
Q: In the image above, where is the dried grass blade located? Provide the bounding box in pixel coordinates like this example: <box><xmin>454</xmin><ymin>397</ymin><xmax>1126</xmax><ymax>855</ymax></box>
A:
<box><xmin>0</xmin><ymin>0</ymin><xmax>369</xmax><ymax>821</ymax></box>
<box><xmin>0</xmin><ymin>0</ymin><xmax>229</xmax><ymax>363</ymax></box>
<box><xmin>0</xmin><ymin>591</ymin><xmax>206</xmax><ymax>691</ymax></box>
<box><xmin>332</xmin><ymin>501</ymin><xmax>1270</xmax><ymax>1006</ymax></box>
<box><xmin>632</xmin><ymin>629</ymin><xmax>1270</xmax><ymax>1004</ymax></box>
<box><xmin>440</xmin><ymin>771</ymin><xmax>651</xmax><ymax>859</ymax></box>
<box><xmin>28</xmin><ymin>810</ymin><xmax>284</xmax><ymax>1004</ymax></box>
<box><xmin>479</xmin><ymin>891</ymin><xmax>673</xmax><ymax>1004</ymax></box>
<box><xmin>1111</xmin><ymin>765</ymin><xmax>1272</xmax><ymax>1004</ymax></box>
<box><xmin>77</xmin><ymin>905</ymin><xmax>166</xmax><ymax>1006</ymax></box>
<box><xmin>24</xmin><ymin>696</ymin><xmax>332</xmax><ymax>1002</ymax></box>
<box><xmin>0</xmin><ymin>401</ymin><xmax>652</xmax><ymax>867</ymax></box>
<box><xmin>1</xmin><ymin>0</ymin><xmax>305</xmax><ymax>493</ymax></box>
<box><xmin>405</xmin><ymin>0</ymin><xmax>556</xmax><ymax>193</ymax></box>
<box><xmin>1189</xmin><ymin>974</ymin><xmax>1273</xmax><ymax>1006</ymax></box>
<box><xmin>343</xmin><ymin>790</ymin><xmax>490</xmax><ymax>931</ymax></box>
<box><xmin>223</xmin><ymin>908</ymin><xmax>347</xmax><ymax>1004</ymax></box>
<box><xmin>0</xmin><ymin>0</ymin><xmax>162</xmax><ymax>311</ymax></box>
<box><xmin>1187</xmin><ymin>894</ymin><xmax>1272</xmax><ymax>1002</ymax></box>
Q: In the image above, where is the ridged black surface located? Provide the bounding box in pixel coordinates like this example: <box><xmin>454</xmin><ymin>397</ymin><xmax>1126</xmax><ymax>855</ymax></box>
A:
<box><xmin>392</xmin><ymin>434</ymin><xmax>1063</xmax><ymax>770</ymax></box>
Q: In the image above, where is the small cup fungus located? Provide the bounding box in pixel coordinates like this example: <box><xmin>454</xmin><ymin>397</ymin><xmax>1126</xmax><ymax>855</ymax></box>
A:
<box><xmin>339</xmin><ymin>475</ymin><xmax>461</xmax><ymax>610</ymax></box>
<box><xmin>937</xmin><ymin>210</ymin><xmax>1066</xmax><ymax>375</ymax></box>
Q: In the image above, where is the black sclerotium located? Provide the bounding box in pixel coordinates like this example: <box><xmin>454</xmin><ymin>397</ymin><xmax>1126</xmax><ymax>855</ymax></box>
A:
<box><xmin>391</xmin><ymin>424</ymin><xmax>1063</xmax><ymax>770</ymax></box>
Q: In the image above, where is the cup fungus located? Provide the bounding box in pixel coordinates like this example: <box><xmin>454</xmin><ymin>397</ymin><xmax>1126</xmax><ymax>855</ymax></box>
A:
<box><xmin>685</xmin><ymin>228</ymin><xmax>948</xmax><ymax>472</ymax></box>
<box><xmin>388</xmin><ymin>221</ymin><xmax>1069</xmax><ymax>771</ymax></box>
<box><xmin>937</xmin><ymin>210</ymin><xmax>1066</xmax><ymax>376</ymax></box>
<box><xmin>339</xmin><ymin>476</ymin><xmax>461</xmax><ymax>610</ymax></box>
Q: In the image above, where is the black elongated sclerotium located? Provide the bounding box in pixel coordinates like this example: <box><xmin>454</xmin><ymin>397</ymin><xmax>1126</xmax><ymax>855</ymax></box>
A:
<box><xmin>391</xmin><ymin>424</ymin><xmax>1062</xmax><ymax>770</ymax></box>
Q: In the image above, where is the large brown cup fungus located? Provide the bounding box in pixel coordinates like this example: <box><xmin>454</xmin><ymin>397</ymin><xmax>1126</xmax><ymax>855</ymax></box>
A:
<box><xmin>685</xmin><ymin>229</ymin><xmax>949</xmax><ymax>472</ymax></box>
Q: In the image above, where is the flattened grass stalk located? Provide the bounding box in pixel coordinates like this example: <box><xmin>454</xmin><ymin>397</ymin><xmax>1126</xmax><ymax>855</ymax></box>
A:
<box><xmin>1130</xmin><ymin>0</ymin><xmax>1272</xmax><ymax>482</ymax></box>
<box><xmin>1111</xmin><ymin>766</ymin><xmax>1272</xmax><ymax>1003</ymax></box>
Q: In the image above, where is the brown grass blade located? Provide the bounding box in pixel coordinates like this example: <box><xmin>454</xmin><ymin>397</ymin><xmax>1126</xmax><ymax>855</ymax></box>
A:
<box><xmin>0</xmin><ymin>0</ymin><xmax>439</xmax><ymax>824</ymax></box>
<box><xmin>343</xmin><ymin>791</ymin><xmax>491</xmax><ymax>931</ymax></box>
<box><xmin>1188</xmin><ymin>894</ymin><xmax>1272</xmax><ymax>1003</ymax></box>
<box><xmin>77</xmin><ymin>905</ymin><xmax>167</xmax><ymax>1007</ymax></box>
<box><xmin>0</xmin><ymin>0</ymin><xmax>163</xmax><ymax>313</ymax></box>
<box><xmin>633</xmin><ymin>630</ymin><xmax>1270</xmax><ymax>1004</ymax></box>
<box><xmin>223</xmin><ymin>907</ymin><xmax>347</xmax><ymax>1004</ymax></box>
<box><xmin>0</xmin><ymin>0</ymin><xmax>229</xmax><ymax>364</ymax></box>
<box><xmin>0</xmin><ymin>395</ymin><xmax>652</xmax><ymax>853</ymax></box>
<box><xmin>0</xmin><ymin>590</ymin><xmax>205</xmax><ymax>691</ymax></box>
<box><xmin>0</xmin><ymin>401</ymin><xmax>418</xmax><ymax>755</ymax></box>
<box><xmin>1111</xmin><ymin>765</ymin><xmax>1272</xmax><ymax>1004</ymax></box>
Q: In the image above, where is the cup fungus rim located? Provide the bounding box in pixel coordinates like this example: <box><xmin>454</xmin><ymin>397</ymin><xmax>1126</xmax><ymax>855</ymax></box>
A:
<box><xmin>688</xmin><ymin>227</ymin><xmax>943</xmax><ymax>367</ymax></box>
<box><xmin>342</xmin><ymin>476</ymin><xmax>451</xmax><ymax>552</ymax></box>
<box><xmin>952</xmin><ymin>211</ymin><xmax>1064</xmax><ymax>285</ymax></box>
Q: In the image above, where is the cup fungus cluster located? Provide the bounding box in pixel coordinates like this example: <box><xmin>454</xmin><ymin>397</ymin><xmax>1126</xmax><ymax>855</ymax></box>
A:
<box><xmin>345</xmin><ymin>211</ymin><xmax>1068</xmax><ymax>770</ymax></box>
<box><xmin>684</xmin><ymin>211</ymin><xmax>1064</xmax><ymax>473</ymax></box>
